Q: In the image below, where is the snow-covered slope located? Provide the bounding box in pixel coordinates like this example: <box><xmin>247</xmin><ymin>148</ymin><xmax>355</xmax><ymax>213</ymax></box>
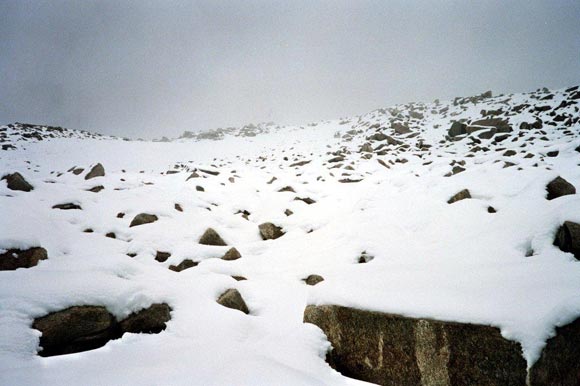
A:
<box><xmin>1</xmin><ymin>85</ymin><xmax>580</xmax><ymax>385</ymax></box>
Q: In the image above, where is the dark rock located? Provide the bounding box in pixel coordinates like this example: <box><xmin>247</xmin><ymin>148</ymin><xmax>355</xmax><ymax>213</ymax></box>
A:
<box><xmin>2</xmin><ymin>172</ymin><xmax>33</xmax><ymax>191</ymax></box>
<box><xmin>119</xmin><ymin>303</ymin><xmax>171</xmax><ymax>334</ymax></box>
<box><xmin>84</xmin><ymin>163</ymin><xmax>105</xmax><ymax>180</ymax></box>
<box><xmin>231</xmin><ymin>275</ymin><xmax>247</xmax><ymax>281</ymax></box>
<box><xmin>196</xmin><ymin>185</ymin><xmax>205</xmax><ymax>192</ymax></box>
<box><xmin>216</xmin><ymin>289</ymin><xmax>249</xmax><ymax>314</ymax></box>
<box><xmin>199</xmin><ymin>168</ymin><xmax>219</xmax><ymax>176</ymax></box>
<box><xmin>169</xmin><ymin>259</ymin><xmax>198</xmax><ymax>272</ymax></box>
<box><xmin>303</xmin><ymin>305</ymin><xmax>527</xmax><ymax>386</ymax></box>
<box><xmin>448</xmin><ymin>189</ymin><xmax>471</xmax><ymax>204</ymax></box>
<box><xmin>278</xmin><ymin>186</ymin><xmax>296</xmax><ymax>192</ymax></box>
<box><xmin>258</xmin><ymin>222</ymin><xmax>285</xmax><ymax>240</ymax></box>
<box><xmin>72</xmin><ymin>168</ymin><xmax>84</xmax><ymax>175</ymax></box>
<box><xmin>358</xmin><ymin>251</ymin><xmax>374</xmax><ymax>263</ymax></box>
<box><xmin>130</xmin><ymin>213</ymin><xmax>158</xmax><ymax>227</ymax></box>
<box><xmin>546</xmin><ymin>150</ymin><xmax>559</xmax><ymax>157</ymax></box>
<box><xmin>33</xmin><ymin>306</ymin><xmax>116</xmax><ymax>357</ymax></box>
<box><xmin>528</xmin><ymin>316</ymin><xmax>580</xmax><ymax>386</ymax></box>
<box><xmin>52</xmin><ymin>203</ymin><xmax>82</xmax><ymax>210</ymax></box>
<box><xmin>487</xmin><ymin>206</ymin><xmax>497</xmax><ymax>213</ymax></box>
<box><xmin>87</xmin><ymin>185</ymin><xmax>104</xmax><ymax>193</ymax></box>
<box><xmin>303</xmin><ymin>274</ymin><xmax>324</xmax><ymax>286</ymax></box>
<box><xmin>284</xmin><ymin>209</ymin><xmax>294</xmax><ymax>216</ymax></box>
<box><xmin>0</xmin><ymin>247</ymin><xmax>48</xmax><ymax>270</ymax></box>
<box><xmin>155</xmin><ymin>251</ymin><xmax>171</xmax><ymax>262</ymax></box>
<box><xmin>174</xmin><ymin>203</ymin><xmax>183</xmax><ymax>212</ymax></box>
<box><xmin>546</xmin><ymin>176</ymin><xmax>576</xmax><ymax>200</ymax></box>
<box><xmin>199</xmin><ymin>228</ymin><xmax>227</xmax><ymax>246</ymax></box>
<box><xmin>294</xmin><ymin>196</ymin><xmax>316</xmax><ymax>205</ymax></box>
<box><xmin>221</xmin><ymin>247</ymin><xmax>241</xmax><ymax>261</ymax></box>
<box><xmin>290</xmin><ymin>160</ymin><xmax>311</xmax><ymax>167</ymax></box>
<box><xmin>554</xmin><ymin>221</ymin><xmax>580</xmax><ymax>260</ymax></box>
<box><xmin>117</xmin><ymin>212</ymin><xmax>125</xmax><ymax>219</ymax></box>
<box><xmin>470</xmin><ymin>118</ymin><xmax>512</xmax><ymax>133</ymax></box>
<box><xmin>105</xmin><ymin>232</ymin><xmax>116</xmax><ymax>239</ymax></box>
<box><xmin>448</xmin><ymin>122</ymin><xmax>467</xmax><ymax>137</ymax></box>
<box><xmin>186</xmin><ymin>171</ymin><xmax>200</xmax><ymax>180</ymax></box>
<box><xmin>392</xmin><ymin>122</ymin><xmax>411</xmax><ymax>134</ymax></box>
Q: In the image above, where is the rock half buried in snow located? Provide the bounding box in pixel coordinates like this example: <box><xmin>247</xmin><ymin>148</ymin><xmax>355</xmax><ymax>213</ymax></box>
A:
<box><xmin>216</xmin><ymin>289</ymin><xmax>249</xmax><ymax>314</ymax></box>
<box><xmin>221</xmin><ymin>247</ymin><xmax>241</xmax><ymax>261</ymax></box>
<box><xmin>33</xmin><ymin>303</ymin><xmax>172</xmax><ymax>357</ymax></box>
<box><xmin>169</xmin><ymin>259</ymin><xmax>198</xmax><ymax>272</ymax></box>
<box><xmin>258</xmin><ymin>222</ymin><xmax>285</xmax><ymax>240</ymax></box>
<box><xmin>546</xmin><ymin>176</ymin><xmax>576</xmax><ymax>200</ymax></box>
<box><xmin>303</xmin><ymin>274</ymin><xmax>324</xmax><ymax>286</ymax></box>
<box><xmin>2</xmin><ymin>172</ymin><xmax>33</xmax><ymax>191</ymax></box>
<box><xmin>84</xmin><ymin>163</ymin><xmax>105</xmax><ymax>180</ymax></box>
<box><xmin>0</xmin><ymin>247</ymin><xmax>48</xmax><ymax>270</ymax></box>
<box><xmin>303</xmin><ymin>305</ymin><xmax>527</xmax><ymax>386</ymax></box>
<box><xmin>447</xmin><ymin>189</ymin><xmax>471</xmax><ymax>204</ymax></box>
<box><xmin>554</xmin><ymin>221</ymin><xmax>580</xmax><ymax>260</ymax></box>
<box><xmin>130</xmin><ymin>213</ymin><xmax>158</xmax><ymax>227</ymax></box>
<box><xmin>199</xmin><ymin>228</ymin><xmax>227</xmax><ymax>246</ymax></box>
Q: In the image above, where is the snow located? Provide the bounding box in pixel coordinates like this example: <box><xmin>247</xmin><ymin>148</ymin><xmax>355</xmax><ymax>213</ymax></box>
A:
<box><xmin>1</xmin><ymin>86</ymin><xmax>580</xmax><ymax>384</ymax></box>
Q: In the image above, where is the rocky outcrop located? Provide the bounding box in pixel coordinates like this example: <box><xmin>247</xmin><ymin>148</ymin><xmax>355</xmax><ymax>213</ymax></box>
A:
<box><xmin>546</xmin><ymin>176</ymin><xmax>576</xmax><ymax>200</ymax></box>
<box><xmin>259</xmin><ymin>222</ymin><xmax>285</xmax><ymax>240</ymax></box>
<box><xmin>2</xmin><ymin>172</ymin><xmax>33</xmax><ymax>191</ymax></box>
<box><xmin>129</xmin><ymin>213</ymin><xmax>158</xmax><ymax>227</ymax></box>
<box><xmin>84</xmin><ymin>163</ymin><xmax>105</xmax><ymax>180</ymax></box>
<box><xmin>0</xmin><ymin>247</ymin><xmax>48</xmax><ymax>270</ymax></box>
<box><xmin>554</xmin><ymin>221</ymin><xmax>580</xmax><ymax>260</ymax></box>
<box><xmin>199</xmin><ymin>228</ymin><xmax>227</xmax><ymax>246</ymax></box>
<box><xmin>33</xmin><ymin>303</ymin><xmax>171</xmax><ymax>357</ymax></box>
<box><xmin>216</xmin><ymin>289</ymin><xmax>249</xmax><ymax>314</ymax></box>
<box><xmin>304</xmin><ymin>305</ymin><xmax>527</xmax><ymax>385</ymax></box>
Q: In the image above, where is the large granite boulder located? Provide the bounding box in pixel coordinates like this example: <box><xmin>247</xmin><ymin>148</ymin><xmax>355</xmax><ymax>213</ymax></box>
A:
<box><xmin>304</xmin><ymin>305</ymin><xmax>580</xmax><ymax>386</ymax></box>
<box><xmin>0</xmin><ymin>247</ymin><xmax>48</xmax><ymax>270</ymax></box>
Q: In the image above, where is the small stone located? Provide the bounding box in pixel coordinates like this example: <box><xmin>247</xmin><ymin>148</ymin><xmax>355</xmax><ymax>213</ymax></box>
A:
<box><xmin>87</xmin><ymin>185</ymin><xmax>104</xmax><ymax>193</ymax></box>
<box><xmin>448</xmin><ymin>189</ymin><xmax>471</xmax><ymax>204</ymax></box>
<box><xmin>221</xmin><ymin>247</ymin><xmax>241</xmax><ymax>261</ymax></box>
<box><xmin>231</xmin><ymin>275</ymin><xmax>247</xmax><ymax>281</ymax></box>
<box><xmin>52</xmin><ymin>203</ymin><xmax>82</xmax><ymax>210</ymax></box>
<box><xmin>2</xmin><ymin>172</ymin><xmax>33</xmax><ymax>191</ymax></box>
<box><xmin>169</xmin><ymin>259</ymin><xmax>198</xmax><ymax>272</ymax></box>
<box><xmin>304</xmin><ymin>274</ymin><xmax>324</xmax><ymax>286</ymax></box>
<box><xmin>258</xmin><ymin>222</ymin><xmax>285</xmax><ymax>240</ymax></box>
<box><xmin>84</xmin><ymin>163</ymin><xmax>105</xmax><ymax>180</ymax></box>
<box><xmin>174</xmin><ymin>203</ymin><xmax>183</xmax><ymax>212</ymax></box>
<box><xmin>216</xmin><ymin>289</ymin><xmax>249</xmax><ymax>314</ymax></box>
<box><xmin>105</xmin><ymin>232</ymin><xmax>116</xmax><ymax>239</ymax></box>
<box><xmin>546</xmin><ymin>176</ymin><xmax>576</xmax><ymax>200</ymax></box>
<box><xmin>284</xmin><ymin>209</ymin><xmax>294</xmax><ymax>216</ymax></box>
<box><xmin>199</xmin><ymin>228</ymin><xmax>227</xmax><ymax>246</ymax></box>
<box><xmin>130</xmin><ymin>213</ymin><xmax>158</xmax><ymax>227</ymax></box>
<box><xmin>155</xmin><ymin>251</ymin><xmax>171</xmax><ymax>262</ymax></box>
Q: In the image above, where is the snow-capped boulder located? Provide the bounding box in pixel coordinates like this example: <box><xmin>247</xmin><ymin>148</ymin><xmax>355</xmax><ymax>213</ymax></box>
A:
<box><xmin>84</xmin><ymin>163</ymin><xmax>105</xmax><ymax>180</ymax></box>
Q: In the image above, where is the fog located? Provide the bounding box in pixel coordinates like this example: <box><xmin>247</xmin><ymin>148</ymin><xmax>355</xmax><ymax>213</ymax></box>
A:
<box><xmin>1</xmin><ymin>0</ymin><xmax>579</xmax><ymax>138</ymax></box>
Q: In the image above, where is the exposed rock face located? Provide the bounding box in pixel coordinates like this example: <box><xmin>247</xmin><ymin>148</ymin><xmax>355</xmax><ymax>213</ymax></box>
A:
<box><xmin>33</xmin><ymin>303</ymin><xmax>172</xmax><ymax>357</ymax></box>
<box><xmin>221</xmin><ymin>247</ymin><xmax>241</xmax><ymax>261</ymax></box>
<box><xmin>528</xmin><ymin>316</ymin><xmax>580</xmax><ymax>386</ymax></box>
<box><xmin>258</xmin><ymin>222</ymin><xmax>285</xmax><ymax>240</ymax></box>
<box><xmin>199</xmin><ymin>228</ymin><xmax>227</xmax><ymax>246</ymax></box>
<box><xmin>0</xmin><ymin>247</ymin><xmax>48</xmax><ymax>270</ymax></box>
<box><xmin>447</xmin><ymin>189</ymin><xmax>471</xmax><ymax>204</ymax></box>
<box><xmin>2</xmin><ymin>172</ymin><xmax>33</xmax><ymax>191</ymax></box>
<box><xmin>129</xmin><ymin>213</ymin><xmax>158</xmax><ymax>227</ymax></box>
<box><xmin>546</xmin><ymin>176</ymin><xmax>576</xmax><ymax>200</ymax></box>
<box><xmin>554</xmin><ymin>221</ymin><xmax>580</xmax><ymax>260</ymax></box>
<box><xmin>303</xmin><ymin>305</ymin><xmax>527</xmax><ymax>386</ymax></box>
<box><xmin>216</xmin><ymin>289</ymin><xmax>249</xmax><ymax>314</ymax></box>
<box><xmin>303</xmin><ymin>274</ymin><xmax>324</xmax><ymax>286</ymax></box>
<box><xmin>84</xmin><ymin>163</ymin><xmax>105</xmax><ymax>180</ymax></box>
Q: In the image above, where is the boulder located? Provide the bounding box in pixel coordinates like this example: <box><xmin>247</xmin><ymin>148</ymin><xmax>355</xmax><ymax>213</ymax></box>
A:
<box><xmin>258</xmin><ymin>222</ymin><xmax>285</xmax><ymax>240</ymax></box>
<box><xmin>52</xmin><ymin>203</ymin><xmax>82</xmax><ymax>210</ymax></box>
<box><xmin>546</xmin><ymin>176</ymin><xmax>576</xmax><ymax>200</ymax></box>
<box><xmin>554</xmin><ymin>221</ymin><xmax>580</xmax><ymax>260</ymax></box>
<box><xmin>129</xmin><ymin>213</ymin><xmax>158</xmax><ymax>227</ymax></box>
<box><xmin>155</xmin><ymin>251</ymin><xmax>171</xmax><ymax>262</ymax></box>
<box><xmin>34</xmin><ymin>303</ymin><xmax>172</xmax><ymax>357</ymax></box>
<box><xmin>447</xmin><ymin>189</ymin><xmax>471</xmax><ymax>204</ymax></box>
<box><xmin>33</xmin><ymin>306</ymin><xmax>117</xmax><ymax>357</ymax></box>
<box><xmin>303</xmin><ymin>274</ymin><xmax>324</xmax><ymax>286</ymax></box>
<box><xmin>216</xmin><ymin>289</ymin><xmax>249</xmax><ymax>314</ymax></box>
<box><xmin>221</xmin><ymin>247</ymin><xmax>241</xmax><ymax>261</ymax></box>
<box><xmin>470</xmin><ymin>118</ymin><xmax>512</xmax><ymax>133</ymax></box>
<box><xmin>2</xmin><ymin>172</ymin><xmax>33</xmax><ymax>191</ymax></box>
<box><xmin>0</xmin><ymin>247</ymin><xmax>48</xmax><ymax>270</ymax></box>
<box><xmin>448</xmin><ymin>122</ymin><xmax>467</xmax><ymax>137</ymax></box>
<box><xmin>392</xmin><ymin>122</ymin><xmax>411</xmax><ymax>134</ymax></box>
<box><xmin>84</xmin><ymin>163</ymin><xmax>105</xmax><ymax>180</ymax></box>
<box><xmin>119</xmin><ymin>303</ymin><xmax>172</xmax><ymax>334</ymax></box>
<box><xmin>169</xmin><ymin>259</ymin><xmax>198</xmax><ymax>272</ymax></box>
<box><xmin>87</xmin><ymin>185</ymin><xmax>104</xmax><ymax>193</ymax></box>
<box><xmin>303</xmin><ymin>305</ymin><xmax>528</xmax><ymax>386</ymax></box>
<box><xmin>199</xmin><ymin>228</ymin><xmax>227</xmax><ymax>246</ymax></box>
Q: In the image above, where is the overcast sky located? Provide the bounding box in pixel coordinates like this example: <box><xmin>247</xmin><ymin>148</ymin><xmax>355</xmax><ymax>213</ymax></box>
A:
<box><xmin>1</xmin><ymin>0</ymin><xmax>579</xmax><ymax>138</ymax></box>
